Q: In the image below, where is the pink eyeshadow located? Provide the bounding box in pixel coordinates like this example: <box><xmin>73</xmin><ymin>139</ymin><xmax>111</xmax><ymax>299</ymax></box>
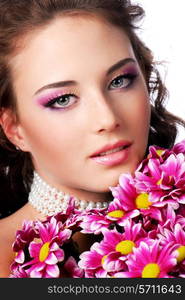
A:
<box><xmin>34</xmin><ymin>90</ymin><xmax>65</xmax><ymax>106</ymax></box>
<box><xmin>121</xmin><ymin>65</ymin><xmax>139</xmax><ymax>75</ymax></box>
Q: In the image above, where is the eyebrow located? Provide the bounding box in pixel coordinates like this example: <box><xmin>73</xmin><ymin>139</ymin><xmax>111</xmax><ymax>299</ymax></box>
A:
<box><xmin>34</xmin><ymin>57</ymin><xmax>136</xmax><ymax>96</ymax></box>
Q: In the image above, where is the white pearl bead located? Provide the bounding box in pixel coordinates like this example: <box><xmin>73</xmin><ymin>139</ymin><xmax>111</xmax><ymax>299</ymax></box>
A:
<box><xmin>74</xmin><ymin>197</ymin><xmax>80</xmax><ymax>206</ymax></box>
<box><xmin>103</xmin><ymin>202</ymin><xmax>108</xmax><ymax>208</ymax></box>
<box><xmin>80</xmin><ymin>200</ymin><xmax>87</xmax><ymax>209</ymax></box>
<box><xmin>28</xmin><ymin>171</ymin><xmax>109</xmax><ymax>216</ymax></box>
<box><xmin>86</xmin><ymin>201</ymin><xmax>95</xmax><ymax>209</ymax></box>
<box><xmin>64</xmin><ymin>194</ymin><xmax>70</xmax><ymax>202</ymax></box>
<box><xmin>96</xmin><ymin>202</ymin><xmax>102</xmax><ymax>209</ymax></box>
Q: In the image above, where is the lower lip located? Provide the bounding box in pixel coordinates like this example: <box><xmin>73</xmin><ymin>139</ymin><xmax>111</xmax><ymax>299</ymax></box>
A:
<box><xmin>90</xmin><ymin>145</ymin><xmax>131</xmax><ymax>166</ymax></box>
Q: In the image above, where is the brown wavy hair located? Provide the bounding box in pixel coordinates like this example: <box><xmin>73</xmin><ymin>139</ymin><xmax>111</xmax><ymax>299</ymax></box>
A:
<box><xmin>0</xmin><ymin>0</ymin><xmax>185</xmax><ymax>218</ymax></box>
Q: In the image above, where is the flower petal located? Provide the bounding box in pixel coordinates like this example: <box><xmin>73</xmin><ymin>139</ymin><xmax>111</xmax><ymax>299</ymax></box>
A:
<box><xmin>46</xmin><ymin>264</ymin><xmax>60</xmax><ymax>278</ymax></box>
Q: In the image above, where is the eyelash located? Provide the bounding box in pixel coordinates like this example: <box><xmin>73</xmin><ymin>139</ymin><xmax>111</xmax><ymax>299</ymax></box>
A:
<box><xmin>44</xmin><ymin>93</ymin><xmax>77</xmax><ymax>110</ymax></box>
<box><xmin>109</xmin><ymin>72</ymin><xmax>138</xmax><ymax>90</ymax></box>
<box><xmin>44</xmin><ymin>72</ymin><xmax>138</xmax><ymax>110</ymax></box>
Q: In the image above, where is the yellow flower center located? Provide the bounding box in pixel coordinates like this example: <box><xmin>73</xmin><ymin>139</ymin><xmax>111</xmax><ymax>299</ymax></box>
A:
<box><xmin>157</xmin><ymin>178</ymin><xmax>162</xmax><ymax>185</ymax></box>
<box><xmin>156</xmin><ymin>150</ymin><xmax>164</xmax><ymax>157</ymax></box>
<box><xmin>135</xmin><ymin>193</ymin><xmax>151</xmax><ymax>209</ymax></box>
<box><xmin>177</xmin><ymin>246</ymin><xmax>185</xmax><ymax>263</ymax></box>
<box><xmin>107</xmin><ymin>210</ymin><xmax>125</xmax><ymax>218</ymax></box>
<box><xmin>142</xmin><ymin>263</ymin><xmax>160</xmax><ymax>278</ymax></box>
<box><xmin>115</xmin><ymin>240</ymin><xmax>135</xmax><ymax>255</ymax></box>
<box><xmin>39</xmin><ymin>242</ymin><xmax>50</xmax><ymax>262</ymax></box>
<box><xmin>157</xmin><ymin>176</ymin><xmax>172</xmax><ymax>185</ymax></box>
<box><xmin>101</xmin><ymin>255</ymin><xmax>107</xmax><ymax>265</ymax></box>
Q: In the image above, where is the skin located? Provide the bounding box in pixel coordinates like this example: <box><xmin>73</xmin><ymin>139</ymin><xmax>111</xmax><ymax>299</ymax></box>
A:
<box><xmin>0</xmin><ymin>14</ymin><xmax>151</xmax><ymax>277</ymax></box>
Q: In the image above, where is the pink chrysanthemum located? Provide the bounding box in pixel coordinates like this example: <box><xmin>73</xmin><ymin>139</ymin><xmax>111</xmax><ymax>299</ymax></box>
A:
<box><xmin>124</xmin><ymin>241</ymin><xmax>177</xmax><ymax>278</ymax></box>
<box><xmin>10</xmin><ymin>220</ymin><xmax>38</xmax><ymax>275</ymax></box>
<box><xmin>158</xmin><ymin>223</ymin><xmax>185</xmax><ymax>275</ymax></box>
<box><xmin>110</xmin><ymin>173</ymin><xmax>163</xmax><ymax>222</ymax></box>
<box><xmin>22</xmin><ymin>217</ymin><xmax>72</xmax><ymax>278</ymax></box>
<box><xmin>110</xmin><ymin>174</ymin><xmax>139</xmax><ymax>211</ymax></box>
<box><xmin>12</xmin><ymin>220</ymin><xmax>37</xmax><ymax>252</ymax></box>
<box><xmin>78</xmin><ymin>242</ymin><xmax>111</xmax><ymax>278</ymax></box>
<box><xmin>135</xmin><ymin>154</ymin><xmax>185</xmax><ymax>207</ymax></box>
<box><xmin>137</xmin><ymin>140</ymin><xmax>185</xmax><ymax>173</ymax></box>
<box><xmin>79</xmin><ymin>196</ymin><xmax>140</xmax><ymax>234</ymax></box>
<box><xmin>80</xmin><ymin>212</ymin><xmax>111</xmax><ymax>234</ymax></box>
<box><xmin>79</xmin><ymin>220</ymin><xmax>146</xmax><ymax>277</ymax></box>
<box><xmin>106</xmin><ymin>197</ymin><xmax>139</xmax><ymax>226</ymax></box>
<box><xmin>79</xmin><ymin>208</ymin><xmax>111</xmax><ymax>235</ymax></box>
<box><xmin>49</xmin><ymin>197</ymin><xmax>81</xmax><ymax>231</ymax></box>
<box><xmin>172</xmin><ymin>140</ymin><xmax>185</xmax><ymax>155</ymax></box>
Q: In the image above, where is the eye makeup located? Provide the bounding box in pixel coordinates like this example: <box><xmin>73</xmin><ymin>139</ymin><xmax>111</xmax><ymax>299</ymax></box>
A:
<box><xmin>109</xmin><ymin>65</ymin><xmax>139</xmax><ymax>90</ymax></box>
<box><xmin>35</xmin><ymin>89</ymin><xmax>78</xmax><ymax>110</ymax></box>
<box><xmin>116</xmin><ymin>66</ymin><xmax>139</xmax><ymax>82</ymax></box>
<box><xmin>121</xmin><ymin>65</ymin><xmax>139</xmax><ymax>76</ymax></box>
<box><xmin>35</xmin><ymin>90</ymin><xmax>66</xmax><ymax>106</ymax></box>
<box><xmin>34</xmin><ymin>64</ymin><xmax>140</xmax><ymax>109</ymax></box>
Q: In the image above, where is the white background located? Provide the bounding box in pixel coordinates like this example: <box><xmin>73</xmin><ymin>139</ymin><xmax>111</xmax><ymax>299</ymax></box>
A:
<box><xmin>134</xmin><ymin>0</ymin><xmax>185</xmax><ymax>142</ymax></box>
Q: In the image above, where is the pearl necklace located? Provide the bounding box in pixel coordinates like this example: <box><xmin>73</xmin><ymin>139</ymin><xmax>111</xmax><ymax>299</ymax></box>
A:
<box><xmin>28</xmin><ymin>171</ymin><xmax>109</xmax><ymax>216</ymax></box>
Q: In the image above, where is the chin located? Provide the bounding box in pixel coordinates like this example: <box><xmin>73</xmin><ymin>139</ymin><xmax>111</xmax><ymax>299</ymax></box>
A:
<box><xmin>119</xmin><ymin>159</ymin><xmax>140</xmax><ymax>175</ymax></box>
<box><xmin>104</xmin><ymin>163</ymin><xmax>139</xmax><ymax>188</ymax></box>
<box><xmin>96</xmin><ymin>177</ymin><xmax>121</xmax><ymax>193</ymax></box>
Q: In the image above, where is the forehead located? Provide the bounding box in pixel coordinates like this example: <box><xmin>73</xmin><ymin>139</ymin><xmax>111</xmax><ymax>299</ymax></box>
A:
<box><xmin>11</xmin><ymin>15</ymin><xmax>135</xmax><ymax>96</ymax></box>
<box><xmin>11</xmin><ymin>14</ymin><xmax>133</xmax><ymax>66</ymax></box>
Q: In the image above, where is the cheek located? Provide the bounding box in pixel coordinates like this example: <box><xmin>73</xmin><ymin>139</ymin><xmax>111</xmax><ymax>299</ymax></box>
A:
<box><xmin>134</xmin><ymin>98</ymin><xmax>150</xmax><ymax>125</ymax></box>
<box><xmin>119</xmin><ymin>90</ymin><xmax>150</xmax><ymax>129</ymax></box>
<box><xmin>132</xmin><ymin>97</ymin><xmax>151</xmax><ymax>152</ymax></box>
<box><xmin>19</xmin><ymin>113</ymin><xmax>84</xmax><ymax>158</ymax></box>
<box><xmin>123</xmin><ymin>91</ymin><xmax>151</xmax><ymax>143</ymax></box>
<box><xmin>132</xmin><ymin>86</ymin><xmax>150</xmax><ymax>122</ymax></box>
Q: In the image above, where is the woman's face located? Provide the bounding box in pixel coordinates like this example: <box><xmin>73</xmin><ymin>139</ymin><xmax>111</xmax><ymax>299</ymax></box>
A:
<box><xmin>10</xmin><ymin>15</ymin><xmax>151</xmax><ymax>201</ymax></box>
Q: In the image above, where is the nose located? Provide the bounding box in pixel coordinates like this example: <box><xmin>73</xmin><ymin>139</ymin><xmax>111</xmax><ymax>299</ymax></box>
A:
<box><xmin>89</xmin><ymin>93</ymin><xmax>120</xmax><ymax>134</ymax></box>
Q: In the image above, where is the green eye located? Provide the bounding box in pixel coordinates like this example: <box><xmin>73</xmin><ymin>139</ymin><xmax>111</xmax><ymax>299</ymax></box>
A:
<box><xmin>45</xmin><ymin>93</ymin><xmax>77</xmax><ymax>109</ymax></box>
<box><xmin>111</xmin><ymin>76</ymin><xmax>128</xmax><ymax>88</ymax></box>
<box><xmin>110</xmin><ymin>73</ymin><xmax>138</xmax><ymax>90</ymax></box>
<box><xmin>56</xmin><ymin>95</ymin><xmax>71</xmax><ymax>106</ymax></box>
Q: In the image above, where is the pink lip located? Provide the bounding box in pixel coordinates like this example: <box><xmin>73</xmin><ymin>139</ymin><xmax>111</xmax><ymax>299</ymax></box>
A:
<box><xmin>90</xmin><ymin>140</ymin><xmax>131</xmax><ymax>157</ymax></box>
<box><xmin>90</xmin><ymin>140</ymin><xmax>132</xmax><ymax>166</ymax></box>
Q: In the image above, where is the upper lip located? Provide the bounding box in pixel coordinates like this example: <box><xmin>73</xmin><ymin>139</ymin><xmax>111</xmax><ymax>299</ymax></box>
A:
<box><xmin>90</xmin><ymin>140</ymin><xmax>132</xmax><ymax>157</ymax></box>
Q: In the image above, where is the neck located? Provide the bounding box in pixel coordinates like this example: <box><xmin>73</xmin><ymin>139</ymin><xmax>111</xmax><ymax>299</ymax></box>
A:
<box><xmin>37</xmin><ymin>170</ymin><xmax>113</xmax><ymax>204</ymax></box>
<box><xmin>56</xmin><ymin>186</ymin><xmax>113</xmax><ymax>204</ymax></box>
